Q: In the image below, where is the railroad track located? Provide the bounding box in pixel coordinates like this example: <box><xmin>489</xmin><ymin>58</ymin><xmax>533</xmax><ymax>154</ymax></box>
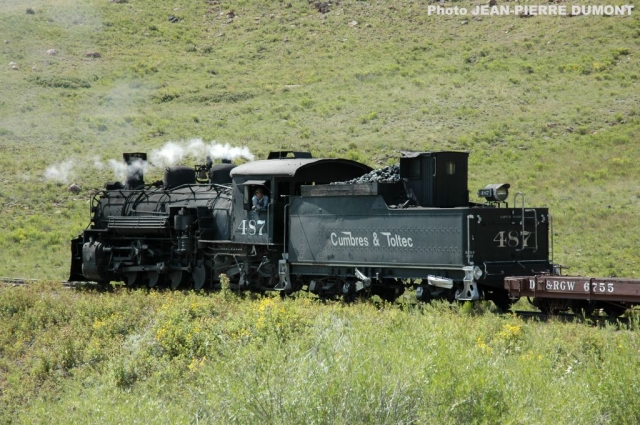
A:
<box><xmin>0</xmin><ymin>278</ymin><xmax>92</xmax><ymax>289</ymax></box>
<box><xmin>514</xmin><ymin>310</ymin><xmax>577</xmax><ymax>322</ymax></box>
<box><xmin>0</xmin><ymin>277</ymin><xmax>38</xmax><ymax>286</ymax></box>
<box><xmin>0</xmin><ymin>279</ymin><xmax>637</xmax><ymax>326</ymax></box>
<box><xmin>514</xmin><ymin>309</ymin><xmax>632</xmax><ymax>326</ymax></box>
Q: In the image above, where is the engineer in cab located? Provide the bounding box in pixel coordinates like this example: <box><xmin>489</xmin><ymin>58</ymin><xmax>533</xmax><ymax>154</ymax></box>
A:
<box><xmin>252</xmin><ymin>188</ymin><xmax>269</xmax><ymax>212</ymax></box>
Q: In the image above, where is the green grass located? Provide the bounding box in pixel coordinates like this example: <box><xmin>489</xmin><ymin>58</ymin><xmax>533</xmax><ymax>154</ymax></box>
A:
<box><xmin>0</xmin><ymin>2</ymin><xmax>639</xmax><ymax>420</ymax></box>
<box><xmin>1</xmin><ymin>0</ymin><xmax>639</xmax><ymax>279</ymax></box>
<box><xmin>2</xmin><ymin>283</ymin><xmax>640</xmax><ymax>424</ymax></box>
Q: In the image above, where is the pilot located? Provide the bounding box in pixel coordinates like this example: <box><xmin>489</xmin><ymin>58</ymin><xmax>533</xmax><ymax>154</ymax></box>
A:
<box><xmin>252</xmin><ymin>188</ymin><xmax>269</xmax><ymax>211</ymax></box>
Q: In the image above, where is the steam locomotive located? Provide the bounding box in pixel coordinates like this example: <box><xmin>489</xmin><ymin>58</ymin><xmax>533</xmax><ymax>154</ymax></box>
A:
<box><xmin>70</xmin><ymin>150</ymin><xmax>554</xmax><ymax>310</ymax></box>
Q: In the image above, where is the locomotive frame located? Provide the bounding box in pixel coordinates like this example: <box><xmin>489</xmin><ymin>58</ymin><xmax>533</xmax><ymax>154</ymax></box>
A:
<box><xmin>69</xmin><ymin>150</ymin><xmax>640</xmax><ymax>315</ymax></box>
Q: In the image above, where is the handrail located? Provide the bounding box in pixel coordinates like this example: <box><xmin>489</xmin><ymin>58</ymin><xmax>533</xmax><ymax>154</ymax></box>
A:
<box><xmin>550</xmin><ymin>214</ymin><xmax>554</xmax><ymax>264</ymax></box>
<box><xmin>466</xmin><ymin>214</ymin><xmax>474</xmax><ymax>265</ymax></box>
<box><xmin>514</xmin><ymin>191</ymin><xmax>540</xmax><ymax>252</ymax></box>
<box><xmin>283</xmin><ymin>204</ymin><xmax>290</xmax><ymax>255</ymax></box>
<box><xmin>526</xmin><ymin>209</ymin><xmax>539</xmax><ymax>253</ymax></box>
<box><xmin>266</xmin><ymin>202</ymin><xmax>271</xmax><ymax>243</ymax></box>
<box><xmin>514</xmin><ymin>192</ymin><xmax>527</xmax><ymax>252</ymax></box>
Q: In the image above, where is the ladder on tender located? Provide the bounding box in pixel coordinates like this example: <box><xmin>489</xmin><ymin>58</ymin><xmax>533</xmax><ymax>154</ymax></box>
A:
<box><xmin>514</xmin><ymin>192</ymin><xmax>538</xmax><ymax>252</ymax></box>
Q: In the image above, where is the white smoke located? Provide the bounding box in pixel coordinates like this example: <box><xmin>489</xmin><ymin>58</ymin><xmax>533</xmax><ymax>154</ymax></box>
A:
<box><xmin>148</xmin><ymin>139</ymin><xmax>254</xmax><ymax>168</ymax></box>
<box><xmin>148</xmin><ymin>141</ymin><xmax>188</xmax><ymax>169</ymax></box>
<box><xmin>207</xmin><ymin>142</ymin><xmax>254</xmax><ymax>162</ymax></box>
<box><xmin>91</xmin><ymin>155</ymin><xmax>106</xmax><ymax>171</ymax></box>
<box><xmin>106</xmin><ymin>158</ymin><xmax>127</xmax><ymax>178</ymax></box>
<box><xmin>44</xmin><ymin>160</ymin><xmax>76</xmax><ymax>183</ymax></box>
<box><xmin>43</xmin><ymin>139</ymin><xmax>254</xmax><ymax>184</ymax></box>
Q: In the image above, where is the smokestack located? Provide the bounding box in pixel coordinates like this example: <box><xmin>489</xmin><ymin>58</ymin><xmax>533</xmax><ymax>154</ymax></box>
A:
<box><xmin>123</xmin><ymin>152</ymin><xmax>147</xmax><ymax>189</ymax></box>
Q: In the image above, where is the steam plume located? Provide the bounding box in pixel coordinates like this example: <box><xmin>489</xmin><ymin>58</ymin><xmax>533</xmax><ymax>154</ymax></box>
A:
<box><xmin>44</xmin><ymin>160</ymin><xmax>76</xmax><ymax>183</ymax></box>
<box><xmin>43</xmin><ymin>139</ymin><xmax>254</xmax><ymax>184</ymax></box>
<box><xmin>149</xmin><ymin>139</ymin><xmax>254</xmax><ymax>168</ymax></box>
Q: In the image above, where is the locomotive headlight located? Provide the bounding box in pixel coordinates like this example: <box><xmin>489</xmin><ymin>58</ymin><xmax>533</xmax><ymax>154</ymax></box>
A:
<box><xmin>478</xmin><ymin>183</ymin><xmax>510</xmax><ymax>202</ymax></box>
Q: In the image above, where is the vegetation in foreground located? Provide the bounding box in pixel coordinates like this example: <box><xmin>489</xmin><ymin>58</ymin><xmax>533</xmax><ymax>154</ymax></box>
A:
<box><xmin>1</xmin><ymin>282</ymin><xmax>640</xmax><ymax>424</ymax></box>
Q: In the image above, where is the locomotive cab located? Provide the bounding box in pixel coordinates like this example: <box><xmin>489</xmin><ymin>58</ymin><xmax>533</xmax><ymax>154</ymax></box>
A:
<box><xmin>229</xmin><ymin>153</ymin><xmax>372</xmax><ymax>246</ymax></box>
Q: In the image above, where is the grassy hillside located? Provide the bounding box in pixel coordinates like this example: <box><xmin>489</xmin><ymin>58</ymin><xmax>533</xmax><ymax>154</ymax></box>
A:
<box><xmin>1</xmin><ymin>0</ymin><xmax>639</xmax><ymax>279</ymax></box>
<box><xmin>2</xmin><ymin>0</ymin><xmax>639</xmax><ymax>280</ymax></box>
<box><xmin>2</xmin><ymin>283</ymin><xmax>640</xmax><ymax>424</ymax></box>
<box><xmin>1</xmin><ymin>1</ymin><xmax>640</xmax><ymax>421</ymax></box>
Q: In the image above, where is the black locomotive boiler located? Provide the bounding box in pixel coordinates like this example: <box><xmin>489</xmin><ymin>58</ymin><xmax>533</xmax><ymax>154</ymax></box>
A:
<box><xmin>70</xmin><ymin>150</ymin><xmax>553</xmax><ymax>308</ymax></box>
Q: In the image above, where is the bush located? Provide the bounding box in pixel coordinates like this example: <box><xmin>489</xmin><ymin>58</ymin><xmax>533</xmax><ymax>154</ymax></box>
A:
<box><xmin>32</xmin><ymin>76</ymin><xmax>91</xmax><ymax>89</ymax></box>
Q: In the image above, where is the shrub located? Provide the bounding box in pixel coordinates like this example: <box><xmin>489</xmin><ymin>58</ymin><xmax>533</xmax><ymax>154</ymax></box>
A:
<box><xmin>32</xmin><ymin>76</ymin><xmax>91</xmax><ymax>89</ymax></box>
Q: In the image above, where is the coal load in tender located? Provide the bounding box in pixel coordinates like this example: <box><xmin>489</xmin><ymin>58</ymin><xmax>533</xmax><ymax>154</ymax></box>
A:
<box><xmin>330</xmin><ymin>164</ymin><xmax>413</xmax><ymax>208</ymax></box>
<box><xmin>331</xmin><ymin>164</ymin><xmax>401</xmax><ymax>184</ymax></box>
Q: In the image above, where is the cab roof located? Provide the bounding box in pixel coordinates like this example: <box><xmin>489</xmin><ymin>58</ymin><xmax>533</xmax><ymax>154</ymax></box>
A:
<box><xmin>230</xmin><ymin>158</ymin><xmax>372</xmax><ymax>182</ymax></box>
